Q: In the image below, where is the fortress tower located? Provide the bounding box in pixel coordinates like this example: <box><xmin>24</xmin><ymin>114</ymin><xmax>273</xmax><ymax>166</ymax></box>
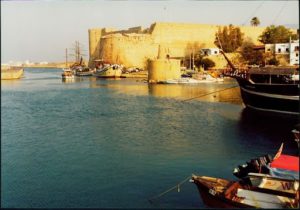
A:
<box><xmin>88</xmin><ymin>28</ymin><xmax>103</xmax><ymax>67</ymax></box>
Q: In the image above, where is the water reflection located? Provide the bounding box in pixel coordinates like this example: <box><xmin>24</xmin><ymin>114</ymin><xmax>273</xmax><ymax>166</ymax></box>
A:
<box><xmin>1</xmin><ymin>79</ymin><xmax>23</xmax><ymax>86</ymax></box>
<box><xmin>237</xmin><ymin>108</ymin><xmax>299</xmax><ymax>154</ymax></box>
<box><xmin>149</xmin><ymin>83</ymin><xmax>242</xmax><ymax>104</ymax></box>
<box><xmin>88</xmin><ymin>77</ymin><xmax>242</xmax><ymax>105</ymax></box>
<box><xmin>61</xmin><ymin>78</ymin><xmax>75</xmax><ymax>83</ymax></box>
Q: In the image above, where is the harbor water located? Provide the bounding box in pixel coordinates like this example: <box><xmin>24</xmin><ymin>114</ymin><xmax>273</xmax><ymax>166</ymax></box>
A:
<box><xmin>1</xmin><ymin>68</ymin><xmax>299</xmax><ymax>208</ymax></box>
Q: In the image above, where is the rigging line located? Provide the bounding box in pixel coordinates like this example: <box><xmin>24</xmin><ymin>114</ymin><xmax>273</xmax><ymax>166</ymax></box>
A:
<box><xmin>272</xmin><ymin>0</ymin><xmax>288</xmax><ymax>25</ymax></box>
<box><xmin>181</xmin><ymin>85</ymin><xmax>239</xmax><ymax>102</ymax></box>
<box><xmin>148</xmin><ymin>175</ymin><xmax>191</xmax><ymax>203</ymax></box>
<box><xmin>242</xmin><ymin>1</ymin><xmax>265</xmax><ymax>26</ymax></box>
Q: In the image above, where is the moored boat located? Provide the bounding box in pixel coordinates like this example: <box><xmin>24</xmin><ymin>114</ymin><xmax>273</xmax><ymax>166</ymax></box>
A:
<box><xmin>93</xmin><ymin>64</ymin><xmax>123</xmax><ymax>78</ymax></box>
<box><xmin>220</xmin><ymin>50</ymin><xmax>299</xmax><ymax>115</ymax></box>
<box><xmin>62</xmin><ymin>68</ymin><xmax>75</xmax><ymax>80</ymax></box>
<box><xmin>233</xmin><ymin>143</ymin><xmax>299</xmax><ymax>180</ymax></box>
<box><xmin>192</xmin><ymin>73</ymin><xmax>224</xmax><ymax>83</ymax></box>
<box><xmin>191</xmin><ymin>175</ymin><xmax>298</xmax><ymax>208</ymax></box>
<box><xmin>247</xmin><ymin>172</ymin><xmax>299</xmax><ymax>195</ymax></box>
<box><xmin>234</xmin><ymin>67</ymin><xmax>299</xmax><ymax>115</ymax></box>
<box><xmin>163</xmin><ymin>78</ymin><xmax>202</xmax><ymax>84</ymax></box>
<box><xmin>162</xmin><ymin>75</ymin><xmax>224</xmax><ymax>84</ymax></box>
<box><xmin>74</xmin><ymin>66</ymin><xmax>94</xmax><ymax>76</ymax></box>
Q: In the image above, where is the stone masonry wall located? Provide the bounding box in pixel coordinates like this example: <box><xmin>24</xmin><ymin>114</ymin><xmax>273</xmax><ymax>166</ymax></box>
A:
<box><xmin>89</xmin><ymin>22</ymin><xmax>267</xmax><ymax>69</ymax></box>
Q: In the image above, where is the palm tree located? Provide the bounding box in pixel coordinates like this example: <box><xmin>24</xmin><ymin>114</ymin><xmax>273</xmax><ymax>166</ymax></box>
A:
<box><xmin>251</xmin><ymin>17</ymin><xmax>260</xmax><ymax>26</ymax></box>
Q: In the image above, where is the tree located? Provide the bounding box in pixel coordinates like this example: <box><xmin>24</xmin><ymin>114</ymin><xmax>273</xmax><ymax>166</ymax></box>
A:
<box><xmin>201</xmin><ymin>58</ymin><xmax>215</xmax><ymax>70</ymax></box>
<box><xmin>259</xmin><ymin>25</ymin><xmax>299</xmax><ymax>44</ymax></box>
<box><xmin>240</xmin><ymin>39</ymin><xmax>264</xmax><ymax>65</ymax></box>
<box><xmin>250</xmin><ymin>17</ymin><xmax>260</xmax><ymax>26</ymax></box>
<box><xmin>193</xmin><ymin>53</ymin><xmax>215</xmax><ymax>70</ymax></box>
<box><xmin>214</xmin><ymin>24</ymin><xmax>244</xmax><ymax>53</ymax></box>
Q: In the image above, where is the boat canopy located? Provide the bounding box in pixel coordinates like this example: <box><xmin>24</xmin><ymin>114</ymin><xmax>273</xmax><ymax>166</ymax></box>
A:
<box><xmin>270</xmin><ymin>154</ymin><xmax>299</xmax><ymax>172</ymax></box>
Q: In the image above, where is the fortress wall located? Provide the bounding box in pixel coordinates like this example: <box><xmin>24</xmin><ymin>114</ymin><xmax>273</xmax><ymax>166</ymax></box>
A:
<box><xmin>89</xmin><ymin>22</ymin><xmax>267</xmax><ymax>69</ymax></box>
<box><xmin>150</xmin><ymin>22</ymin><xmax>265</xmax><ymax>45</ymax></box>
<box><xmin>100</xmin><ymin>34</ymin><xmax>159</xmax><ymax>68</ymax></box>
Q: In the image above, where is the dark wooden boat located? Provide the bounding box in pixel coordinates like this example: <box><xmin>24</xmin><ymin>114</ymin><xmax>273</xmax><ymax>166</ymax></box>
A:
<box><xmin>220</xmin><ymin>50</ymin><xmax>300</xmax><ymax>115</ymax></box>
<box><xmin>191</xmin><ymin>175</ymin><xmax>298</xmax><ymax>208</ymax></box>
<box><xmin>235</xmin><ymin>67</ymin><xmax>299</xmax><ymax>115</ymax></box>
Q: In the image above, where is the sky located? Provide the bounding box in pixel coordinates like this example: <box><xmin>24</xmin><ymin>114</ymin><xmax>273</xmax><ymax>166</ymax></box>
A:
<box><xmin>1</xmin><ymin>0</ymin><xmax>299</xmax><ymax>63</ymax></box>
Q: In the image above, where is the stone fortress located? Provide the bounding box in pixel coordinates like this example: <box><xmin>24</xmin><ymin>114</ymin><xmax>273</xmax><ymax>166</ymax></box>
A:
<box><xmin>88</xmin><ymin>22</ymin><xmax>266</xmax><ymax>70</ymax></box>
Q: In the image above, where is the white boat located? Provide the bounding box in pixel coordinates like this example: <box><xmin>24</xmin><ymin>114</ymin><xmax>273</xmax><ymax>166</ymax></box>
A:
<box><xmin>61</xmin><ymin>48</ymin><xmax>75</xmax><ymax>80</ymax></box>
<box><xmin>93</xmin><ymin>64</ymin><xmax>122</xmax><ymax>78</ymax></box>
<box><xmin>164</xmin><ymin>76</ymin><xmax>223</xmax><ymax>84</ymax></box>
<box><xmin>62</xmin><ymin>68</ymin><xmax>75</xmax><ymax>80</ymax></box>
<box><xmin>236</xmin><ymin>188</ymin><xmax>296</xmax><ymax>209</ymax></box>
<box><xmin>164</xmin><ymin>78</ymin><xmax>201</xmax><ymax>84</ymax></box>
<box><xmin>247</xmin><ymin>173</ymin><xmax>299</xmax><ymax>194</ymax></box>
<box><xmin>193</xmin><ymin>73</ymin><xmax>224</xmax><ymax>83</ymax></box>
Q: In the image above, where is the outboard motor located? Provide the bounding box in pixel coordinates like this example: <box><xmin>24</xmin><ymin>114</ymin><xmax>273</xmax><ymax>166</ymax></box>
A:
<box><xmin>233</xmin><ymin>154</ymin><xmax>273</xmax><ymax>179</ymax></box>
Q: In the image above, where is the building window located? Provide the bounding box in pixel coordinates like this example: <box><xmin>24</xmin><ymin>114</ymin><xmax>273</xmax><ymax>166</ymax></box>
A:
<box><xmin>296</xmin><ymin>53</ymin><xmax>299</xmax><ymax>57</ymax></box>
<box><xmin>267</xmin><ymin>48</ymin><xmax>271</xmax><ymax>51</ymax></box>
<box><xmin>278</xmin><ymin>48</ymin><xmax>281</xmax><ymax>53</ymax></box>
<box><xmin>295</xmin><ymin>46</ymin><xmax>299</xmax><ymax>51</ymax></box>
<box><xmin>214</xmin><ymin>51</ymin><xmax>218</xmax><ymax>54</ymax></box>
<box><xmin>286</xmin><ymin>48</ymin><xmax>289</xmax><ymax>52</ymax></box>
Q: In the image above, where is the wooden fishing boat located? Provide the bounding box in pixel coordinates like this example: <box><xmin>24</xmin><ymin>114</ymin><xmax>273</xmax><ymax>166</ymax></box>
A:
<box><xmin>93</xmin><ymin>64</ymin><xmax>122</xmax><ymax>78</ymax></box>
<box><xmin>191</xmin><ymin>175</ymin><xmax>298</xmax><ymax>208</ymax></box>
<box><xmin>234</xmin><ymin>67</ymin><xmax>299</xmax><ymax>115</ymax></box>
<box><xmin>74</xmin><ymin>67</ymin><xmax>94</xmax><ymax>76</ymax></box>
<box><xmin>233</xmin><ymin>143</ymin><xmax>299</xmax><ymax>180</ymax></box>
<box><xmin>247</xmin><ymin>173</ymin><xmax>299</xmax><ymax>195</ymax></box>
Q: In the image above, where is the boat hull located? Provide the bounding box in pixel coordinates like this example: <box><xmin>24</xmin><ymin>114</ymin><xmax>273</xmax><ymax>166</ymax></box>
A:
<box><xmin>94</xmin><ymin>67</ymin><xmax>122</xmax><ymax>78</ymax></box>
<box><xmin>235</xmin><ymin>78</ymin><xmax>299</xmax><ymax>115</ymax></box>
<box><xmin>192</xmin><ymin>175</ymin><xmax>297</xmax><ymax>209</ymax></box>
<box><xmin>75</xmin><ymin>72</ymin><xmax>93</xmax><ymax>76</ymax></box>
<box><xmin>192</xmin><ymin>177</ymin><xmax>251</xmax><ymax>208</ymax></box>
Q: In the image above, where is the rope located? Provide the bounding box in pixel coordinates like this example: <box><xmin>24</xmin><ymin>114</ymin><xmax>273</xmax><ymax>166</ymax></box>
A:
<box><xmin>272</xmin><ymin>1</ymin><xmax>288</xmax><ymax>25</ymax></box>
<box><xmin>148</xmin><ymin>175</ymin><xmax>191</xmax><ymax>203</ymax></box>
<box><xmin>181</xmin><ymin>85</ymin><xmax>239</xmax><ymax>102</ymax></box>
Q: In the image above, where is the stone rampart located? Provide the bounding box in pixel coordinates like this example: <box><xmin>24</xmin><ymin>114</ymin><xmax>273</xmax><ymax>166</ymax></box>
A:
<box><xmin>89</xmin><ymin>22</ymin><xmax>267</xmax><ymax>69</ymax></box>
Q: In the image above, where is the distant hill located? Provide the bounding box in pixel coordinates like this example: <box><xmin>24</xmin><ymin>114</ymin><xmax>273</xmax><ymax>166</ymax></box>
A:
<box><xmin>284</xmin><ymin>24</ymin><xmax>299</xmax><ymax>29</ymax></box>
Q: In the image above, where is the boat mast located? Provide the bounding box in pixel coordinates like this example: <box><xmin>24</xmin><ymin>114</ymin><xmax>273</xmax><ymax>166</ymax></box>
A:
<box><xmin>65</xmin><ymin>48</ymin><xmax>68</xmax><ymax>68</ymax></box>
<box><xmin>216</xmin><ymin>34</ymin><xmax>237</xmax><ymax>72</ymax></box>
<box><xmin>192</xmin><ymin>48</ymin><xmax>195</xmax><ymax>71</ymax></box>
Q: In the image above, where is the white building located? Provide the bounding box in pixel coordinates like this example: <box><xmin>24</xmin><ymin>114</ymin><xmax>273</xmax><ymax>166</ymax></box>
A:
<box><xmin>289</xmin><ymin>40</ymin><xmax>299</xmax><ymax>65</ymax></box>
<box><xmin>265</xmin><ymin>40</ymin><xmax>299</xmax><ymax>65</ymax></box>
<box><xmin>200</xmin><ymin>48</ymin><xmax>220</xmax><ymax>56</ymax></box>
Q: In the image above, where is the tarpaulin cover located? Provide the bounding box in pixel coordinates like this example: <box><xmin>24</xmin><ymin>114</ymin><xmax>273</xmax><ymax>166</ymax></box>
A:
<box><xmin>270</xmin><ymin>154</ymin><xmax>299</xmax><ymax>172</ymax></box>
